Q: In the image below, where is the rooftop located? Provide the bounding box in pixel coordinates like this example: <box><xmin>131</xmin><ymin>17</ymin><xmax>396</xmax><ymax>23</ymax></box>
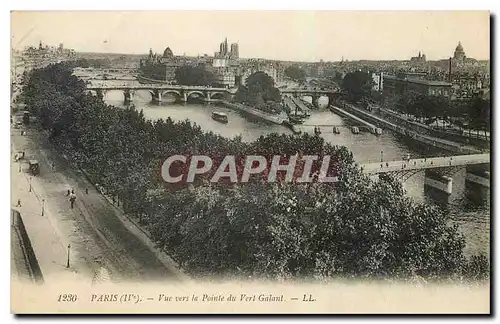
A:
<box><xmin>383</xmin><ymin>75</ymin><xmax>452</xmax><ymax>86</ymax></box>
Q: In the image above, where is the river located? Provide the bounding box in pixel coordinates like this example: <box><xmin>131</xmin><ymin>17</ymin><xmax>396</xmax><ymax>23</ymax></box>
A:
<box><xmin>93</xmin><ymin>78</ymin><xmax>489</xmax><ymax>259</ymax></box>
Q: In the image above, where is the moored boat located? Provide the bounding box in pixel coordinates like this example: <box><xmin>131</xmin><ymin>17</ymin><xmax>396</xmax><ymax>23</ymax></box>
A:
<box><xmin>212</xmin><ymin>111</ymin><xmax>228</xmax><ymax>123</ymax></box>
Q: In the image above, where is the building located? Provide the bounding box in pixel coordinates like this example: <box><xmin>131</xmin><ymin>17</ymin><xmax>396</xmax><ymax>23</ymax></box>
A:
<box><xmin>383</xmin><ymin>73</ymin><xmax>452</xmax><ymax>98</ymax></box>
<box><xmin>213</xmin><ymin>67</ymin><xmax>235</xmax><ymax>87</ymax></box>
<box><xmin>453</xmin><ymin>42</ymin><xmax>466</xmax><ymax>61</ymax></box>
<box><xmin>163</xmin><ymin>47</ymin><xmax>174</xmax><ymax>60</ymax></box>
<box><xmin>214</xmin><ymin>38</ymin><xmax>239</xmax><ymax>60</ymax></box>
<box><xmin>410</xmin><ymin>51</ymin><xmax>427</xmax><ymax>65</ymax></box>
<box><xmin>372</xmin><ymin>72</ymin><xmax>383</xmax><ymax>92</ymax></box>
<box><xmin>230</xmin><ymin>43</ymin><xmax>239</xmax><ymax>59</ymax></box>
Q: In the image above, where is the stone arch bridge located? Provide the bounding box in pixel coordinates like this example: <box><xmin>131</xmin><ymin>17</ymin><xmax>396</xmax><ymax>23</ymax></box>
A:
<box><xmin>86</xmin><ymin>84</ymin><xmax>341</xmax><ymax>106</ymax></box>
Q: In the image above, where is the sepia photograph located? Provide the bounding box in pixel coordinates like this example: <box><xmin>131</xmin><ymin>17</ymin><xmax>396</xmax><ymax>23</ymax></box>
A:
<box><xmin>9</xmin><ymin>10</ymin><xmax>491</xmax><ymax>314</ymax></box>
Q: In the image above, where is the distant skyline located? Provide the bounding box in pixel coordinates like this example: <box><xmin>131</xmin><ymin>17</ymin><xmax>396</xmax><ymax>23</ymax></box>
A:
<box><xmin>11</xmin><ymin>11</ymin><xmax>490</xmax><ymax>62</ymax></box>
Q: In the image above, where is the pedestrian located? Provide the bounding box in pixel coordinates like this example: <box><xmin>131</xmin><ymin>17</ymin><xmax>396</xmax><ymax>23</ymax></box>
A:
<box><xmin>112</xmin><ymin>196</ymin><xmax>116</xmax><ymax>205</ymax></box>
<box><xmin>69</xmin><ymin>193</ymin><xmax>76</xmax><ymax>209</ymax></box>
<box><xmin>15</xmin><ymin>199</ymin><xmax>21</xmax><ymax>207</ymax></box>
<box><xmin>66</xmin><ymin>189</ymin><xmax>70</xmax><ymax>196</ymax></box>
<box><xmin>85</xmin><ymin>188</ymin><xmax>89</xmax><ymax>195</ymax></box>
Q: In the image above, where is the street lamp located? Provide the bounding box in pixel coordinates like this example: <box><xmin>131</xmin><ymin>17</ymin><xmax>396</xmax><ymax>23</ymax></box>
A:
<box><xmin>29</xmin><ymin>176</ymin><xmax>32</xmax><ymax>192</ymax></box>
<box><xmin>66</xmin><ymin>244</ymin><xmax>71</xmax><ymax>268</ymax></box>
<box><xmin>41</xmin><ymin>199</ymin><xmax>45</xmax><ymax>216</ymax></box>
<box><xmin>380</xmin><ymin>150</ymin><xmax>384</xmax><ymax>163</ymax></box>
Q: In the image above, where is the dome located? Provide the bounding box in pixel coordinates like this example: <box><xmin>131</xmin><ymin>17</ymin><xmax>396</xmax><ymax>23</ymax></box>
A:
<box><xmin>163</xmin><ymin>47</ymin><xmax>174</xmax><ymax>59</ymax></box>
<box><xmin>455</xmin><ymin>42</ymin><xmax>464</xmax><ymax>52</ymax></box>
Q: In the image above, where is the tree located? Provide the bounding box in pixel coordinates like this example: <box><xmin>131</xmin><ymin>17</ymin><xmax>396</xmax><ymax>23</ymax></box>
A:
<box><xmin>467</xmin><ymin>96</ymin><xmax>490</xmax><ymax>138</ymax></box>
<box><xmin>234</xmin><ymin>72</ymin><xmax>282</xmax><ymax>112</ymax></box>
<box><xmin>284</xmin><ymin>66</ymin><xmax>307</xmax><ymax>83</ymax></box>
<box><xmin>341</xmin><ymin>71</ymin><xmax>374</xmax><ymax>103</ymax></box>
<box><xmin>174</xmin><ymin>66</ymin><xmax>216</xmax><ymax>86</ymax></box>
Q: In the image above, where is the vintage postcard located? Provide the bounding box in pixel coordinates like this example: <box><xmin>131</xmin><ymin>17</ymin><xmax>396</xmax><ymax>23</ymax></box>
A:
<box><xmin>10</xmin><ymin>11</ymin><xmax>490</xmax><ymax>314</ymax></box>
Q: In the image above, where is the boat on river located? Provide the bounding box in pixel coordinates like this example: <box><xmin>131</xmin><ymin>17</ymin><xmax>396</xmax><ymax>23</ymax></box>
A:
<box><xmin>212</xmin><ymin>111</ymin><xmax>228</xmax><ymax>124</ymax></box>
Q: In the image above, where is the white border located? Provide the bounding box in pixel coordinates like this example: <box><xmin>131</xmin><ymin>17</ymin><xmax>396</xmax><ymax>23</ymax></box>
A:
<box><xmin>3</xmin><ymin>1</ymin><xmax>498</xmax><ymax>324</ymax></box>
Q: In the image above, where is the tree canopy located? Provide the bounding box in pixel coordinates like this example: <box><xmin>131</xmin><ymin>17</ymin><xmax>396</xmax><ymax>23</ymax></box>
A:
<box><xmin>21</xmin><ymin>62</ymin><xmax>489</xmax><ymax>282</ymax></box>
<box><xmin>341</xmin><ymin>71</ymin><xmax>374</xmax><ymax>103</ymax></box>
<box><xmin>174</xmin><ymin>65</ymin><xmax>216</xmax><ymax>86</ymax></box>
<box><xmin>139</xmin><ymin>61</ymin><xmax>166</xmax><ymax>81</ymax></box>
<box><xmin>395</xmin><ymin>92</ymin><xmax>490</xmax><ymax>134</ymax></box>
<box><xmin>284</xmin><ymin>66</ymin><xmax>307</xmax><ymax>83</ymax></box>
<box><xmin>234</xmin><ymin>72</ymin><xmax>282</xmax><ymax>114</ymax></box>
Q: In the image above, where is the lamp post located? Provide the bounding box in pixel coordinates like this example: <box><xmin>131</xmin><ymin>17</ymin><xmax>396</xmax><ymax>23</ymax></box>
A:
<box><xmin>380</xmin><ymin>150</ymin><xmax>384</xmax><ymax>163</ymax></box>
<box><xmin>29</xmin><ymin>176</ymin><xmax>32</xmax><ymax>192</ymax></box>
<box><xmin>41</xmin><ymin>199</ymin><xmax>45</xmax><ymax>216</ymax></box>
<box><xmin>66</xmin><ymin>244</ymin><xmax>71</xmax><ymax>268</ymax></box>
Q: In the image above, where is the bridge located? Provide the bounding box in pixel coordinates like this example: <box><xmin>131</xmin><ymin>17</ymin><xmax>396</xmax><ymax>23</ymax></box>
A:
<box><xmin>85</xmin><ymin>84</ymin><xmax>341</xmax><ymax>106</ymax></box>
<box><xmin>360</xmin><ymin>153</ymin><xmax>490</xmax><ymax>175</ymax></box>
<box><xmin>359</xmin><ymin>153</ymin><xmax>490</xmax><ymax>199</ymax></box>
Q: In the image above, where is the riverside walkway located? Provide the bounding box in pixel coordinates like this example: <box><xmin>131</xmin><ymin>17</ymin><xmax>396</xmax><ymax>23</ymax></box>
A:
<box><xmin>11</xmin><ymin>140</ymin><xmax>84</xmax><ymax>284</ymax></box>
<box><xmin>339</xmin><ymin>103</ymin><xmax>483</xmax><ymax>154</ymax></box>
<box><xmin>330</xmin><ymin>105</ymin><xmax>381</xmax><ymax>135</ymax></box>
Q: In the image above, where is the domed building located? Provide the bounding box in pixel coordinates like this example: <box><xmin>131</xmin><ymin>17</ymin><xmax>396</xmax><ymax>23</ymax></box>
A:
<box><xmin>453</xmin><ymin>41</ymin><xmax>466</xmax><ymax>61</ymax></box>
<box><xmin>163</xmin><ymin>47</ymin><xmax>174</xmax><ymax>60</ymax></box>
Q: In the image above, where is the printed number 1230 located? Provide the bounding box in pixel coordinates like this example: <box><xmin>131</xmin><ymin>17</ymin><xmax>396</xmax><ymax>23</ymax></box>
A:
<box><xmin>58</xmin><ymin>294</ymin><xmax>77</xmax><ymax>302</ymax></box>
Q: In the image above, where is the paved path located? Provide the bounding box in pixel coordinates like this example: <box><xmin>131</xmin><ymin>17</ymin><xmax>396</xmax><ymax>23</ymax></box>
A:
<box><xmin>11</xmin><ymin>141</ymin><xmax>83</xmax><ymax>284</ymax></box>
<box><xmin>11</xmin><ymin>122</ymin><xmax>188</xmax><ymax>284</ymax></box>
<box><xmin>360</xmin><ymin>154</ymin><xmax>490</xmax><ymax>174</ymax></box>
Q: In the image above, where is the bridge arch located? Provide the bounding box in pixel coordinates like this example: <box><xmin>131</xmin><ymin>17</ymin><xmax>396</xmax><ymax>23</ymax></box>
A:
<box><xmin>186</xmin><ymin>91</ymin><xmax>206</xmax><ymax>100</ymax></box>
<box><xmin>161</xmin><ymin>90</ymin><xmax>182</xmax><ymax>100</ymax></box>
<box><xmin>209</xmin><ymin>92</ymin><xmax>226</xmax><ymax>100</ymax></box>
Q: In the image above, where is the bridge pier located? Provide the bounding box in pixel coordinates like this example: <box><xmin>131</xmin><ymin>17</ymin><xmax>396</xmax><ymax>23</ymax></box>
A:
<box><xmin>151</xmin><ymin>90</ymin><xmax>162</xmax><ymax>103</ymax></box>
<box><xmin>203</xmin><ymin>92</ymin><xmax>212</xmax><ymax>103</ymax></box>
<box><xmin>465</xmin><ymin>164</ymin><xmax>490</xmax><ymax>205</ymax></box>
<box><xmin>181</xmin><ymin>91</ymin><xmax>188</xmax><ymax>103</ymax></box>
<box><xmin>424</xmin><ymin>170</ymin><xmax>452</xmax><ymax>204</ymax></box>
<box><xmin>123</xmin><ymin>89</ymin><xmax>134</xmax><ymax>104</ymax></box>
<box><xmin>327</xmin><ymin>94</ymin><xmax>337</xmax><ymax>107</ymax></box>
<box><xmin>312</xmin><ymin>95</ymin><xmax>320</xmax><ymax>109</ymax></box>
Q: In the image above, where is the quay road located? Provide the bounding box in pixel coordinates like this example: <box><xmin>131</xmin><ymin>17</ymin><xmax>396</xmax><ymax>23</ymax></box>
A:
<box><xmin>360</xmin><ymin>153</ymin><xmax>490</xmax><ymax>175</ymax></box>
<box><xmin>11</xmin><ymin>120</ymin><xmax>188</xmax><ymax>284</ymax></box>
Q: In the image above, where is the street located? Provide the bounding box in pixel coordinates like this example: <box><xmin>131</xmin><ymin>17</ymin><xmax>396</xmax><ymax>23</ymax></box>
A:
<box><xmin>11</xmin><ymin>121</ymin><xmax>187</xmax><ymax>284</ymax></box>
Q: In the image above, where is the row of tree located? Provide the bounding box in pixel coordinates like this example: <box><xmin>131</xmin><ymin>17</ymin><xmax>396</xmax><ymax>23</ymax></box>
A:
<box><xmin>394</xmin><ymin>92</ymin><xmax>491</xmax><ymax>133</ymax></box>
<box><xmin>21</xmin><ymin>62</ymin><xmax>488</xmax><ymax>281</ymax></box>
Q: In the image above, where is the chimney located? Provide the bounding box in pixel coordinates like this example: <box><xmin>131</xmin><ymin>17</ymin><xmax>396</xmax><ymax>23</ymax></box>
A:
<box><xmin>448</xmin><ymin>57</ymin><xmax>452</xmax><ymax>82</ymax></box>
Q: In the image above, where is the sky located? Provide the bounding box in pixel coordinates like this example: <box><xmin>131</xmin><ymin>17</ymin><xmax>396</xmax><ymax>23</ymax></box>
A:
<box><xmin>11</xmin><ymin>11</ymin><xmax>490</xmax><ymax>62</ymax></box>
